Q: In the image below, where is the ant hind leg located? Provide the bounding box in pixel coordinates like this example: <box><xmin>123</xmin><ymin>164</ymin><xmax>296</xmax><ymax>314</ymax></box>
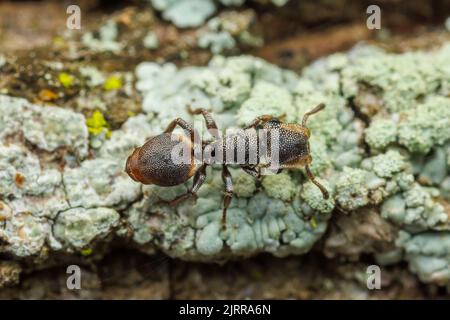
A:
<box><xmin>187</xmin><ymin>105</ymin><xmax>219</xmax><ymax>131</ymax></box>
<box><xmin>241</xmin><ymin>165</ymin><xmax>260</xmax><ymax>179</ymax></box>
<box><xmin>160</xmin><ymin>164</ymin><xmax>208</xmax><ymax>207</ymax></box>
<box><xmin>221</xmin><ymin>165</ymin><xmax>234</xmax><ymax>230</ymax></box>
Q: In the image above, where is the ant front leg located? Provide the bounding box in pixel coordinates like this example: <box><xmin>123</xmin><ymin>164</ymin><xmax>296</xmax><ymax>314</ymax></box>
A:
<box><xmin>221</xmin><ymin>164</ymin><xmax>234</xmax><ymax>229</ymax></box>
<box><xmin>164</xmin><ymin>164</ymin><xmax>208</xmax><ymax>207</ymax></box>
<box><xmin>164</xmin><ymin>117</ymin><xmax>196</xmax><ymax>140</ymax></box>
<box><xmin>188</xmin><ymin>106</ymin><xmax>223</xmax><ymax>145</ymax></box>
<box><xmin>305</xmin><ymin>164</ymin><xmax>329</xmax><ymax>199</ymax></box>
<box><xmin>164</xmin><ymin>117</ymin><xmax>193</xmax><ymax>133</ymax></box>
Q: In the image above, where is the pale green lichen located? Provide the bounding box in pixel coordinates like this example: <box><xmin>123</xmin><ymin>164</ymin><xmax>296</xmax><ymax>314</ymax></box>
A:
<box><xmin>0</xmin><ymin>95</ymin><xmax>135</xmax><ymax>258</ymax></box>
<box><xmin>335</xmin><ymin>150</ymin><xmax>420</xmax><ymax>215</ymax></box>
<box><xmin>341</xmin><ymin>44</ymin><xmax>450</xmax><ymax>113</ymax></box>
<box><xmin>0</xmin><ymin>212</ymin><xmax>50</xmax><ymax>257</ymax></box>
<box><xmin>62</xmin><ymin>158</ymin><xmax>141</xmax><ymax>209</ymax></box>
<box><xmin>262</xmin><ymin>172</ymin><xmax>297</xmax><ymax>201</ymax></box>
<box><xmin>397</xmin><ymin>97</ymin><xmax>450</xmax><ymax>154</ymax></box>
<box><xmin>233</xmin><ymin>171</ymin><xmax>257</xmax><ymax>198</ymax></box>
<box><xmin>197</xmin><ymin>11</ymin><xmax>262</xmax><ymax>54</ymax></box>
<box><xmin>143</xmin><ymin>31</ymin><xmax>159</xmax><ymax>50</ymax></box>
<box><xmin>0</xmin><ymin>143</ymin><xmax>68</xmax><ymax>220</ymax></box>
<box><xmin>198</xmin><ymin>31</ymin><xmax>236</xmax><ymax>54</ymax></box>
<box><xmin>238</xmin><ymin>82</ymin><xmax>296</xmax><ymax>125</ymax></box>
<box><xmin>82</xmin><ymin>20</ymin><xmax>123</xmax><ymax>53</ymax></box>
<box><xmin>149</xmin><ymin>0</ymin><xmax>290</xmax><ymax>28</ymax></box>
<box><xmin>0</xmin><ymin>95</ymin><xmax>89</xmax><ymax>160</ymax></box>
<box><xmin>397</xmin><ymin>231</ymin><xmax>450</xmax><ymax>285</ymax></box>
<box><xmin>365</xmin><ymin>119</ymin><xmax>397</xmax><ymax>151</ymax></box>
<box><xmin>382</xmin><ymin>184</ymin><xmax>447</xmax><ymax>232</ymax></box>
<box><xmin>356</xmin><ymin>46</ymin><xmax>450</xmax><ymax>164</ymax></box>
<box><xmin>53</xmin><ymin>207</ymin><xmax>120</xmax><ymax>250</ymax></box>
<box><xmin>151</xmin><ymin>0</ymin><xmax>216</xmax><ymax>28</ymax></box>
<box><xmin>300</xmin><ymin>179</ymin><xmax>334</xmax><ymax>214</ymax></box>
<box><xmin>79</xmin><ymin>66</ymin><xmax>105</xmax><ymax>87</ymax></box>
<box><xmin>335</xmin><ymin>167</ymin><xmax>370</xmax><ymax>211</ymax></box>
<box><xmin>370</xmin><ymin>150</ymin><xmax>407</xmax><ymax>178</ymax></box>
<box><xmin>419</xmin><ymin>147</ymin><xmax>448</xmax><ymax>185</ymax></box>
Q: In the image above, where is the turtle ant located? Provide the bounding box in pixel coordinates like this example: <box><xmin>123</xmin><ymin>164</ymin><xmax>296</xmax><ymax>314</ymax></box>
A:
<box><xmin>126</xmin><ymin>104</ymin><xmax>329</xmax><ymax>227</ymax></box>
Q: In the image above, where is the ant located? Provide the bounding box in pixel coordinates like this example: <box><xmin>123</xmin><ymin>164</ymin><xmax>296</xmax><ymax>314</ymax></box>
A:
<box><xmin>126</xmin><ymin>103</ymin><xmax>329</xmax><ymax>227</ymax></box>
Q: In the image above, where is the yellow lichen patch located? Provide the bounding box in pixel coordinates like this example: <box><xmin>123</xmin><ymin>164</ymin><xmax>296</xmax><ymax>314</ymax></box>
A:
<box><xmin>58</xmin><ymin>72</ymin><xmax>74</xmax><ymax>88</ymax></box>
<box><xmin>86</xmin><ymin>110</ymin><xmax>111</xmax><ymax>138</ymax></box>
<box><xmin>52</xmin><ymin>36</ymin><xmax>65</xmax><ymax>46</ymax></box>
<box><xmin>80</xmin><ymin>248</ymin><xmax>93</xmax><ymax>256</ymax></box>
<box><xmin>103</xmin><ymin>75</ymin><xmax>123</xmax><ymax>91</ymax></box>
<box><xmin>310</xmin><ymin>217</ymin><xmax>318</xmax><ymax>229</ymax></box>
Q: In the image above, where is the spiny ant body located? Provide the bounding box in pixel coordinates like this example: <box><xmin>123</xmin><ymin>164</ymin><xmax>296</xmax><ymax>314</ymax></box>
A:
<box><xmin>126</xmin><ymin>104</ymin><xmax>329</xmax><ymax>227</ymax></box>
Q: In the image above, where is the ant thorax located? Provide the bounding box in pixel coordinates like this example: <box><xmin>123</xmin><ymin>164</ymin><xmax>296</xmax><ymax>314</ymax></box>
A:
<box><xmin>170</xmin><ymin>127</ymin><xmax>281</xmax><ymax>171</ymax></box>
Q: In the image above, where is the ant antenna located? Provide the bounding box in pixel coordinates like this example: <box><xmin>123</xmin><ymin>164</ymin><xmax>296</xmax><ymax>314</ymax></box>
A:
<box><xmin>302</xmin><ymin>103</ymin><xmax>325</xmax><ymax>127</ymax></box>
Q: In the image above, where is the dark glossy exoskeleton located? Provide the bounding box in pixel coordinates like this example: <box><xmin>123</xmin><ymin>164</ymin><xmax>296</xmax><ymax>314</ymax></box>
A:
<box><xmin>126</xmin><ymin>104</ymin><xmax>329</xmax><ymax>227</ymax></box>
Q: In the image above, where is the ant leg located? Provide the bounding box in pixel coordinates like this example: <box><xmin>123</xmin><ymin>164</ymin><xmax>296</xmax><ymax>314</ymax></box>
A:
<box><xmin>278</xmin><ymin>113</ymin><xmax>287</xmax><ymax>122</ymax></box>
<box><xmin>244</xmin><ymin>115</ymin><xmax>277</xmax><ymax>130</ymax></box>
<box><xmin>305</xmin><ymin>164</ymin><xmax>329</xmax><ymax>199</ymax></box>
<box><xmin>188</xmin><ymin>106</ymin><xmax>224</xmax><ymax>164</ymax></box>
<box><xmin>241</xmin><ymin>165</ymin><xmax>260</xmax><ymax>179</ymax></box>
<box><xmin>257</xmin><ymin>163</ymin><xmax>283</xmax><ymax>175</ymax></box>
<box><xmin>164</xmin><ymin>117</ymin><xmax>194</xmax><ymax>134</ymax></box>
<box><xmin>188</xmin><ymin>106</ymin><xmax>223</xmax><ymax>147</ymax></box>
<box><xmin>188</xmin><ymin>106</ymin><xmax>219</xmax><ymax>131</ymax></box>
<box><xmin>164</xmin><ymin>117</ymin><xmax>201</xmax><ymax>145</ymax></box>
<box><xmin>221</xmin><ymin>165</ymin><xmax>234</xmax><ymax>229</ymax></box>
<box><xmin>164</xmin><ymin>164</ymin><xmax>208</xmax><ymax>207</ymax></box>
<box><xmin>302</xmin><ymin>103</ymin><xmax>325</xmax><ymax>127</ymax></box>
